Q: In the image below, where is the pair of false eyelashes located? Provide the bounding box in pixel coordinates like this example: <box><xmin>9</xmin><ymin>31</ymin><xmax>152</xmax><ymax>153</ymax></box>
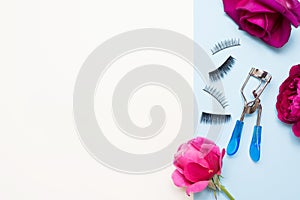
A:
<box><xmin>201</xmin><ymin>38</ymin><xmax>240</xmax><ymax>124</ymax></box>
<box><xmin>201</xmin><ymin>85</ymin><xmax>231</xmax><ymax>124</ymax></box>
<box><xmin>209</xmin><ymin>38</ymin><xmax>240</xmax><ymax>82</ymax></box>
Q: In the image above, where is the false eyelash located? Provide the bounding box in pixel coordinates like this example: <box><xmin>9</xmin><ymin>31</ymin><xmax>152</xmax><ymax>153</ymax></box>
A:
<box><xmin>203</xmin><ymin>86</ymin><xmax>229</xmax><ymax>108</ymax></box>
<box><xmin>211</xmin><ymin>38</ymin><xmax>240</xmax><ymax>55</ymax></box>
<box><xmin>200</xmin><ymin>112</ymin><xmax>231</xmax><ymax>124</ymax></box>
<box><xmin>209</xmin><ymin>56</ymin><xmax>236</xmax><ymax>82</ymax></box>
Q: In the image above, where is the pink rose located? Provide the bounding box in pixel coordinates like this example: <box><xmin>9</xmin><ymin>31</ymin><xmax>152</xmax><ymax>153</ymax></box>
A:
<box><xmin>171</xmin><ymin>137</ymin><xmax>225</xmax><ymax>196</ymax></box>
<box><xmin>276</xmin><ymin>64</ymin><xmax>300</xmax><ymax>137</ymax></box>
<box><xmin>223</xmin><ymin>0</ymin><xmax>300</xmax><ymax>48</ymax></box>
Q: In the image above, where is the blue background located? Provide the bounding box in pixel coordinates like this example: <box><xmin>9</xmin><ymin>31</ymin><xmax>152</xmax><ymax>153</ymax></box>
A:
<box><xmin>194</xmin><ymin>1</ymin><xmax>300</xmax><ymax>199</ymax></box>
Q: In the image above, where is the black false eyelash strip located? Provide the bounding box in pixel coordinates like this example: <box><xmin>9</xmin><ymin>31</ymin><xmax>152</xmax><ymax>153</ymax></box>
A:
<box><xmin>203</xmin><ymin>85</ymin><xmax>229</xmax><ymax>108</ymax></box>
<box><xmin>200</xmin><ymin>112</ymin><xmax>231</xmax><ymax>124</ymax></box>
<box><xmin>211</xmin><ymin>38</ymin><xmax>240</xmax><ymax>55</ymax></box>
<box><xmin>209</xmin><ymin>56</ymin><xmax>236</xmax><ymax>82</ymax></box>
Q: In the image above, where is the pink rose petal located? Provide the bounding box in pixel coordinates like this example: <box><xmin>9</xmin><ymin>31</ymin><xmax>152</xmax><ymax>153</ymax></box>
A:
<box><xmin>292</xmin><ymin>122</ymin><xmax>300</xmax><ymax>137</ymax></box>
<box><xmin>275</xmin><ymin>0</ymin><xmax>300</xmax><ymax>26</ymax></box>
<box><xmin>262</xmin><ymin>17</ymin><xmax>291</xmax><ymax>48</ymax></box>
<box><xmin>223</xmin><ymin>0</ymin><xmax>246</xmax><ymax>23</ymax></box>
<box><xmin>172</xmin><ymin>170</ymin><xmax>191</xmax><ymax>187</ymax></box>
<box><xmin>186</xmin><ymin>181</ymin><xmax>209</xmax><ymax>196</ymax></box>
<box><xmin>238</xmin><ymin>1</ymin><xmax>278</xmax><ymax>13</ymax></box>
<box><xmin>184</xmin><ymin>162</ymin><xmax>213</xmax><ymax>182</ymax></box>
<box><xmin>218</xmin><ymin>149</ymin><xmax>226</xmax><ymax>175</ymax></box>
<box><xmin>259</xmin><ymin>0</ymin><xmax>300</xmax><ymax>27</ymax></box>
<box><xmin>289</xmin><ymin>65</ymin><xmax>300</xmax><ymax>76</ymax></box>
<box><xmin>174</xmin><ymin>146</ymin><xmax>210</xmax><ymax>172</ymax></box>
<box><xmin>239</xmin><ymin>14</ymin><xmax>266</xmax><ymax>38</ymax></box>
<box><xmin>189</xmin><ymin>137</ymin><xmax>215</xmax><ymax>150</ymax></box>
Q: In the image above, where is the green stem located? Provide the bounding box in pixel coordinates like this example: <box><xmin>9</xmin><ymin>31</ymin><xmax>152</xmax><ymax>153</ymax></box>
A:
<box><xmin>220</xmin><ymin>185</ymin><xmax>235</xmax><ymax>200</ymax></box>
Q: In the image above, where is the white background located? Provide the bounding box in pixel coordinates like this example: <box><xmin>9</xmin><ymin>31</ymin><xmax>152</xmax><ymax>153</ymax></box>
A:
<box><xmin>0</xmin><ymin>0</ymin><xmax>192</xmax><ymax>200</ymax></box>
<box><xmin>2</xmin><ymin>0</ymin><xmax>300</xmax><ymax>200</ymax></box>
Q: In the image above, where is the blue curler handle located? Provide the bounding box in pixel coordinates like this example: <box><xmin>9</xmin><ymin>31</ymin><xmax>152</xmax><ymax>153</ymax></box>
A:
<box><xmin>227</xmin><ymin>120</ymin><xmax>244</xmax><ymax>156</ymax></box>
<box><xmin>249</xmin><ymin>125</ymin><xmax>262</xmax><ymax>162</ymax></box>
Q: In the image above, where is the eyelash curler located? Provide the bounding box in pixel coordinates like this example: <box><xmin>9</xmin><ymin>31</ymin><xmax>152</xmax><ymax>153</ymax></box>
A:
<box><xmin>226</xmin><ymin>68</ymin><xmax>272</xmax><ymax>162</ymax></box>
